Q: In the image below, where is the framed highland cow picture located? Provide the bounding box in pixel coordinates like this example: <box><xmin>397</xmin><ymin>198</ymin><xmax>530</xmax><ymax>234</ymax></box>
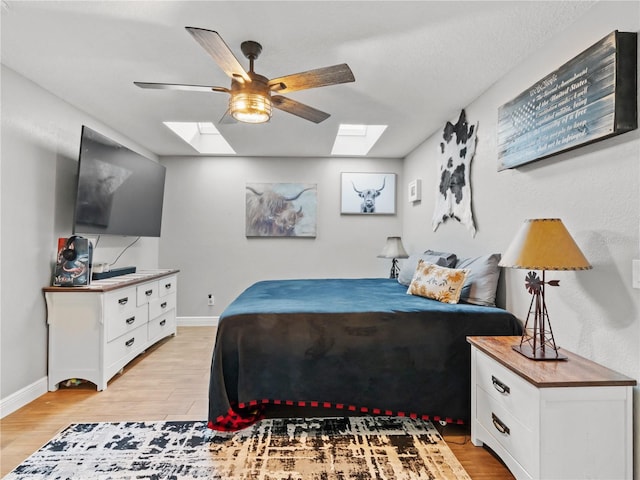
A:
<box><xmin>245</xmin><ymin>183</ymin><xmax>317</xmax><ymax>237</ymax></box>
<box><xmin>340</xmin><ymin>172</ymin><xmax>396</xmax><ymax>215</ymax></box>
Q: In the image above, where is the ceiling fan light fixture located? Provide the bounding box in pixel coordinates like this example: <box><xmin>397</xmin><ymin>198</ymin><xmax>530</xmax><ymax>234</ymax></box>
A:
<box><xmin>230</xmin><ymin>92</ymin><xmax>272</xmax><ymax>123</ymax></box>
<box><xmin>136</xmin><ymin>29</ymin><xmax>355</xmax><ymax>126</ymax></box>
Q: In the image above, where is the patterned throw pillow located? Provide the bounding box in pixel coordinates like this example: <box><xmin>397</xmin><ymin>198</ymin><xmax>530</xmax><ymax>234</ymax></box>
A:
<box><xmin>407</xmin><ymin>260</ymin><xmax>469</xmax><ymax>304</ymax></box>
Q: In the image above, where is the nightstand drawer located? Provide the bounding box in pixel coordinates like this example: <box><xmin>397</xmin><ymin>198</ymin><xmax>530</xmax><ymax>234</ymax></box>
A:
<box><xmin>477</xmin><ymin>387</ymin><xmax>535</xmax><ymax>475</ymax></box>
<box><xmin>475</xmin><ymin>349</ymin><xmax>538</xmax><ymax>428</ymax></box>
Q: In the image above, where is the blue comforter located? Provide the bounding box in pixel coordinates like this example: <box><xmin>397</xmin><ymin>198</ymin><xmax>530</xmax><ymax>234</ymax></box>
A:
<box><xmin>209</xmin><ymin>278</ymin><xmax>522</xmax><ymax>430</ymax></box>
<box><xmin>221</xmin><ymin>278</ymin><xmax>511</xmax><ymax>315</ymax></box>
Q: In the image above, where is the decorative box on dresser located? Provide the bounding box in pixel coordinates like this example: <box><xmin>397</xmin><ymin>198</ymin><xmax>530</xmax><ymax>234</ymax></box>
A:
<box><xmin>467</xmin><ymin>336</ymin><xmax>635</xmax><ymax>480</ymax></box>
<box><xmin>44</xmin><ymin>269</ymin><xmax>179</xmax><ymax>391</ymax></box>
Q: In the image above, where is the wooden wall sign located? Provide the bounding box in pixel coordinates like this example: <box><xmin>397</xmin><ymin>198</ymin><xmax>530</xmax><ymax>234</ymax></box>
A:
<box><xmin>497</xmin><ymin>30</ymin><xmax>637</xmax><ymax>171</ymax></box>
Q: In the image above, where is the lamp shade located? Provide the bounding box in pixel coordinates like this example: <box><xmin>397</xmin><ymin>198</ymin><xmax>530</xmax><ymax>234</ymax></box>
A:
<box><xmin>377</xmin><ymin>236</ymin><xmax>409</xmax><ymax>259</ymax></box>
<box><xmin>499</xmin><ymin>218</ymin><xmax>592</xmax><ymax>270</ymax></box>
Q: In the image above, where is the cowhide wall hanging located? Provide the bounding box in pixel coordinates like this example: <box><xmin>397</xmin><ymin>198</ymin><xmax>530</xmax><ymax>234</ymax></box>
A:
<box><xmin>432</xmin><ymin>109</ymin><xmax>478</xmax><ymax>237</ymax></box>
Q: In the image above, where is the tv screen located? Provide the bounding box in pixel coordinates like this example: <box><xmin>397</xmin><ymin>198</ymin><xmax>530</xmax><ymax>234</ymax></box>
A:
<box><xmin>73</xmin><ymin>126</ymin><xmax>166</xmax><ymax>237</ymax></box>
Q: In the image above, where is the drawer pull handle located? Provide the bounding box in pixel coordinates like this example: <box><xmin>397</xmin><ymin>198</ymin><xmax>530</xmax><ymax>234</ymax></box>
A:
<box><xmin>492</xmin><ymin>375</ymin><xmax>510</xmax><ymax>395</ymax></box>
<box><xmin>145</xmin><ymin>289</ymin><xmax>153</xmax><ymax>296</ymax></box>
<box><xmin>160</xmin><ymin>302</ymin><xmax>167</xmax><ymax>309</ymax></box>
<box><xmin>125</xmin><ymin>316</ymin><xmax>135</xmax><ymax>325</ymax></box>
<box><xmin>125</xmin><ymin>338</ymin><xmax>135</xmax><ymax>347</ymax></box>
<box><xmin>491</xmin><ymin>413</ymin><xmax>510</xmax><ymax>436</ymax></box>
<box><xmin>165</xmin><ymin>283</ymin><xmax>172</xmax><ymax>289</ymax></box>
<box><xmin>160</xmin><ymin>319</ymin><xmax>166</xmax><ymax>326</ymax></box>
<box><xmin>118</xmin><ymin>297</ymin><xmax>129</xmax><ymax>305</ymax></box>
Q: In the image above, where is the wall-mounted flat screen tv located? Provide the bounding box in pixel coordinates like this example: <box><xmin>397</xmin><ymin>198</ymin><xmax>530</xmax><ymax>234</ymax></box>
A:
<box><xmin>73</xmin><ymin>126</ymin><xmax>166</xmax><ymax>237</ymax></box>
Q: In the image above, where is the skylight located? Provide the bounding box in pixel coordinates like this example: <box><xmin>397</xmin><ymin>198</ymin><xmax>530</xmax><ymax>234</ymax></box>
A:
<box><xmin>331</xmin><ymin>124</ymin><xmax>387</xmax><ymax>156</ymax></box>
<box><xmin>164</xmin><ymin>122</ymin><xmax>235</xmax><ymax>154</ymax></box>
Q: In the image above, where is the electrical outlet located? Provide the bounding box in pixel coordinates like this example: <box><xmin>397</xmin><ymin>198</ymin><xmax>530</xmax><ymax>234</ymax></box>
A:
<box><xmin>208</xmin><ymin>294</ymin><xmax>215</xmax><ymax>306</ymax></box>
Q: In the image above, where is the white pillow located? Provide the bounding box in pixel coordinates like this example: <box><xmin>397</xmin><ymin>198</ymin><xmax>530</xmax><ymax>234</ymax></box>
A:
<box><xmin>455</xmin><ymin>253</ymin><xmax>501</xmax><ymax>307</ymax></box>
<box><xmin>397</xmin><ymin>250</ymin><xmax>457</xmax><ymax>286</ymax></box>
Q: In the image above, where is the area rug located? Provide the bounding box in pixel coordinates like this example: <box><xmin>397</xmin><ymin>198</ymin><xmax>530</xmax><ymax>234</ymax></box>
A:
<box><xmin>4</xmin><ymin>416</ymin><xmax>471</xmax><ymax>479</ymax></box>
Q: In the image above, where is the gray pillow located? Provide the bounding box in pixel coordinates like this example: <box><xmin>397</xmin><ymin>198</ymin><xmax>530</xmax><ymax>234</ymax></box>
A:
<box><xmin>397</xmin><ymin>250</ymin><xmax>458</xmax><ymax>286</ymax></box>
<box><xmin>456</xmin><ymin>253</ymin><xmax>501</xmax><ymax>307</ymax></box>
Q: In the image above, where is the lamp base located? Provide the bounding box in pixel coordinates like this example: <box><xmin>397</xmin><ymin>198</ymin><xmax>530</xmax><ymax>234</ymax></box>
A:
<box><xmin>512</xmin><ymin>344</ymin><xmax>567</xmax><ymax>361</ymax></box>
<box><xmin>514</xmin><ymin>270</ymin><xmax>568</xmax><ymax>361</ymax></box>
<box><xmin>389</xmin><ymin>258</ymin><xmax>400</xmax><ymax>279</ymax></box>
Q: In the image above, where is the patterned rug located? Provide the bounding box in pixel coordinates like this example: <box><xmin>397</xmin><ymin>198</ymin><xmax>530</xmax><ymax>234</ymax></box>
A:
<box><xmin>4</xmin><ymin>416</ymin><xmax>470</xmax><ymax>479</ymax></box>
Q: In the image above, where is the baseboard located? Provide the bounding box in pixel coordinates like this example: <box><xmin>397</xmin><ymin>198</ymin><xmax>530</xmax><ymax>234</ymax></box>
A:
<box><xmin>177</xmin><ymin>316</ymin><xmax>219</xmax><ymax>327</ymax></box>
<box><xmin>0</xmin><ymin>376</ymin><xmax>48</xmax><ymax>419</ymax></box>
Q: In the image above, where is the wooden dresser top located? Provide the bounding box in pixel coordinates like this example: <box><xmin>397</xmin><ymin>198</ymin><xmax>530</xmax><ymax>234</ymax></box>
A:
<box><xmin>43</xmin><ymin>269</ymin><xmax>179</xmax><ymax>293</ymax></box>
<box><xmin>468</xmin><ymin>335</ymin><xmax>636</xmax><ymax>388</ymax></box>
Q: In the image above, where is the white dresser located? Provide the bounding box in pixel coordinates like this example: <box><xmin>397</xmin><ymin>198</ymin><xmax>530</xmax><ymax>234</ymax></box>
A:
<box><xmin>468</xmin><ymin>336</ymin><xmax>635</xmax><ymax>480</ymax></box>
<box><xmin>44</xmin><ymin>269</ymin><xmax>179</xmax><ymax>391</ymax></box>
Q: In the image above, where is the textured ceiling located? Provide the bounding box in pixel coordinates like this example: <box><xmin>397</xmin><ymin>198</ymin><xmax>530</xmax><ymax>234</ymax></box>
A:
<box><xmin>1</xmin><ymin>1</ymin><xmax>597</xmax><ymax>158</ymax></box>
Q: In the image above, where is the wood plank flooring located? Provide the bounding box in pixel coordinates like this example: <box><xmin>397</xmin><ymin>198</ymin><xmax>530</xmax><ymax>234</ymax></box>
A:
<box><xmin>0</xmin><ymin>326</ymin><xmax>513</xmax><ymax>479</ymax></box>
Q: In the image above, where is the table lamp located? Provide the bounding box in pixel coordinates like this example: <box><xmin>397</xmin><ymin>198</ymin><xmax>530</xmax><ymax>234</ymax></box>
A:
<box><xmin>499</xmin><ymin>219</ymin><xmax>592</xmax><ymax>360</ymax></box>
<box><xmin>378</xmin><ymin>236</ymin><xmax>409</xmax><ymax>279</ymax></box>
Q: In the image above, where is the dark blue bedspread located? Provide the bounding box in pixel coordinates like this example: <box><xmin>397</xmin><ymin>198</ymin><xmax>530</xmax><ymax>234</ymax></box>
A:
<box><xmin>221</xmin><ymin>278</ymin><xmax>510</xmax><ymax>316</ymax></box>
<box><xmin>209</xmin><ymin>278</ymin><xmax>522</xmax><ymax>430</ymax></box>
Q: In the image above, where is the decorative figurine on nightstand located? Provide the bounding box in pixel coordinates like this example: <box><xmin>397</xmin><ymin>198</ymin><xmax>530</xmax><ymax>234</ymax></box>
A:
<box><xmin>499</xmin><ymin>218</ymin><xmax>592</xmax><ymax>360</ymax></box>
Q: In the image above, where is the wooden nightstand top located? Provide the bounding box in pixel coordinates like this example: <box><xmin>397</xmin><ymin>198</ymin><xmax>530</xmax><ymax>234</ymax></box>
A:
<box><xmin>467</xmin><ymin>336</ymin><xmax>636</xmax><ymax>388</ymax></box>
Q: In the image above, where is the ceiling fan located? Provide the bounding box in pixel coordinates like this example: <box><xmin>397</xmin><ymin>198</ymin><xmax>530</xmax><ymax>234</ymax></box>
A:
<box><xmin>134</xmin><ymin>27</ymin><xmax>355</xmax><ymax>124</ymax></box>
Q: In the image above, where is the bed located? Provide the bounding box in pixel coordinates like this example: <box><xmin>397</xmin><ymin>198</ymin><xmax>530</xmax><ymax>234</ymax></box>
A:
<box><xmin>207</xmin><ymin>272</ymin><xmax>522</xmax><ymax>431</ymax></box>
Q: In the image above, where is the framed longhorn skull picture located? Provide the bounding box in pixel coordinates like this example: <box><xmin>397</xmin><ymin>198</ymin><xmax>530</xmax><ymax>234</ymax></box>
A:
<box><xmin>340</xmin><ymin>172</ymin><xmax>396</xmax><ymax>215</ymax></box>
<box><xmin>246</xmin><ymin>182</ymin><xmax>317</xmax><ymax>237</ymax></box>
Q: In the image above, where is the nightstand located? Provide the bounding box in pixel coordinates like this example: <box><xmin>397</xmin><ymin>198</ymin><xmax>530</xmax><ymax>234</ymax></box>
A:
<box><xmin>467</xmin><ymin>336</ymin><xmax>635</xmax><ymax>480</ymax></box>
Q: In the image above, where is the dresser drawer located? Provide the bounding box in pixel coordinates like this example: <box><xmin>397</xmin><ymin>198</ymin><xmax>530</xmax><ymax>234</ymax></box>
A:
<box><xmin>475</xmin><ymin>350</ymin><xmax>538</xmax><ymax>428</ymax></box>
<box><xmin>477</xmin><ymin>387</ymin><xmax>535</xmax><ymax>475</ymax></box>
<box><xmin>149</xmin><ymin>292</ymin><xmax>176</xmax><ymax>320</ymax></box>
<box><xmin>148</xmin><ymin>310</ymin><xmax>176</xmax><ymax>343</ymax></box>
<box><xmin>104</xmin><ymin>287</ymin><xmax>137</xmax><ymax>320</ymax></box>
<box><xmin>158</xmin><ymin>275</ymin><xmax>177</xmax><ymax>298</ymax></box>
<box><xmin>106</xmin><ymin>304</ymin><xmax>148</xmax><ymax>342</ymax></box>
<box><xmin>136</xmin><ymin>280</ymin><xmax>159</xmax><ymax>306</ymax></box>
<box><xmin>105</xmin><ymin>324</ymin><xmax>148</xmax><ymax>368</ymax></box>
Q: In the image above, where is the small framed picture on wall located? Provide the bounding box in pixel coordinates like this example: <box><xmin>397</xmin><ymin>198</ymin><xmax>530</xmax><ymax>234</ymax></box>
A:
<box><xmin>408</xmin><ymin>179</ymin><xmax>422</xmax><ymax>203</ymax></box>
<box><xmin>340</xmin><ymin>172</ymin><xmax>396</xmax><ymax>215</ymax></box>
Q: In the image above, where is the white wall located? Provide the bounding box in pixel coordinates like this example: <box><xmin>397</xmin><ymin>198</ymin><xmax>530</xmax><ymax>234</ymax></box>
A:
<box><xmin>403</xmin><ymin>0</ymin><xmax>640</xmax><ymax>472</ymax></box>
<box><xmin>159</xmin><ymin>156</ymin><xmax>403</xmax><ymax>317</ymax></box>
<box><xmin>0</xmin><ymin>65</ymin><xmax>162</xmax><ymax>407</ymax></box>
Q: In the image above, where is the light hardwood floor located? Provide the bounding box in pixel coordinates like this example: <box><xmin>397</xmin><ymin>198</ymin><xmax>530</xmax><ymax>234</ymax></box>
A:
<box><xmin>0</xmin><ymin>326</ymin><xmax>513</xmax><ymax>479</ymax></box>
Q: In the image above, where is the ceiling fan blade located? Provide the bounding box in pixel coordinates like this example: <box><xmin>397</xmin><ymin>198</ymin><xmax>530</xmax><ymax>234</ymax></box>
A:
<box><xmin>272</xmin><ymin>95</ymin><xmax>330</xmax><ymax>123</ymax></box>
<box><xmin>134</xmin><ymin>82</ymin><xmax>229</xmax><ymax>93</ymax></box>
<box><xmin>185</xmin><ymin>27</ymin><xmax>251</xmax><ymax>83</ymax></box>
<box><xmin>269</xmin><ymin>63</ymin><xmax>355</xmax><ymax>94</ymax></box>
